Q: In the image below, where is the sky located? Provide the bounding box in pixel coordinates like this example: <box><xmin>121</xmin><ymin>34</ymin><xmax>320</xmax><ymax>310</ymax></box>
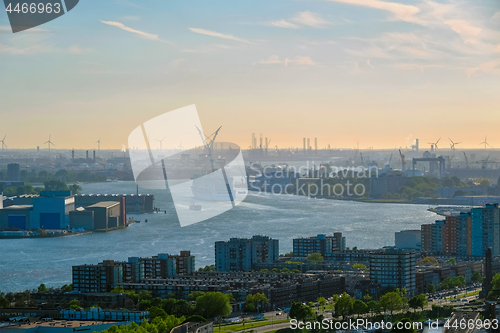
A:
<box><xmin>0</xmin><ymin>0</ymin><xmax>499</xmax><ymax>151</ymax></box>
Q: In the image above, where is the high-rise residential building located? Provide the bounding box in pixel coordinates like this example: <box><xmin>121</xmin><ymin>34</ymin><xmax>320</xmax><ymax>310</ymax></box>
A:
<box><xmin>482</xmin><ymin>204</ymin><xmax>500</xmax><ymax>256</ymax></box>
<box><xmin>215</xmin><ymin>235</ymin><xmax>279</xmax><ymax>272</ymax></box>
<box><xmin>431</xmin><ymin>220</ymin><xmax>445</xmax><ymax>254</ymax></box>
<box><xmin>6</xmin><ymin>163</ymin><xmax>21</xmax><ymax>181</ymax></box>
<box><xmin>293</xmin><ymin>232</ymin><xmax>346</xmax><ymax>257</ymax></box>
<box><xmin>457</xmin><ymin>212</ymin><xmax>472</xmax><ymax>257</ymax></box>
<box><xmin>72</xmin><ymin>260</ymin><xmax>123</xmax><ymax>293</ymax></box>
<box><xmin>421</xmin><ymin>224</ymin><xmax>433</xmax><ymax>252</ymax></box>
<box><xmin>333</xmin><ymin>232</ymin><xmax>346</xmax><ymax>252</ymax></box>
<box><xmin>169</xmin><ymin>251</ymin><xmax>195</xmax><ymax>275</ymax></box>
<box><xmin>471</xmin><ymin>207</ymin><xmax>485</xmax><ymax>257</ymax></box>
<box><xmin>443</xmin><ymin>216</ymin><xmax>458</xmax><ymax>254</ymax></box>
<box><xmin>369</xmin><ymin>247</ymin><xmax>416</xmax><ymax>296</ymax></box>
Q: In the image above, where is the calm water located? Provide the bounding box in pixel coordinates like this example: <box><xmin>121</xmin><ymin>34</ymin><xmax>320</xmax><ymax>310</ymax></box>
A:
<box><xmin>0</xmin><ymin>181</ymin><xmax>438</xmax><ymax>292</ymax></box>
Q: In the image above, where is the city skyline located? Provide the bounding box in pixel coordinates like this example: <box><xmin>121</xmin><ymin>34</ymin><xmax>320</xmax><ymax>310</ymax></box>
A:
<box><xmin>1</xmin><ymin>0</ymin><xmax>499</xmax><ymax>149</ymax></box>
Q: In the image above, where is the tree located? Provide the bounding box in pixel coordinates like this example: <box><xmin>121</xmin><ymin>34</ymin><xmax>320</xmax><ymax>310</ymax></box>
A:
<box><xmin>367</xmin><ymin>300</ymin><xmax>380</xmax><ymax>316</ymax></box>
<box><xmin>446</xmin><ymin>258</ymin><xmax>457</xmax><ymax>265</ymax></box>
<box><xmin>335</xmin><ymin>292</ymin><xmax>354</xmax><ymax>319</ymax></box>
<box><xmin>148</xmin><ymin>306</ymin><xmax>168</xmax><ymax>320</ymax></box>
<box><xmin>289</xmin><ymin>302</ymin><xmax>314</xmax><ymax>322</ymax></box>
<box><xmin>471</xmin><ymin>271</ymin><xmax>484</xmax><ymax>283</ymax></box>
<box><xmin>37</xmin><ymin>284</ymin><xmax>48</xmax><ymax>293</ymax></box>
<box><xmin>246</xmin><ymin>293</ymin><xmax>268</xmax><ymax>312</ymax></box>
<box><xmin>110</xmin><ymin>286</ymin><xmax>125</xmax><ymax>294</ymax></box>
<box><xmin>418</xmin><ymin>256</ymin><xmax>439</xmax><ymax>266</ymax></box>
<box><xmin>352</xmin><ymin>263</ymin><xmax>367</xmax><ymax>270</ymax></box>
<box><xmin>68</xmin><ymin>299</ymin><xmax>81</xmax><ymax>309</ymax></box>
<box><xmin>306</xmin><ymin>252</ymin><xmax>324</xmax><ymax>263</ymax></box>
<box><xmin>0</xmin><ymin>294</ymin><xmax>9</xmax><ymax>308</ymax></box>
<box><xmin>379</xmin><ymin>292</ymin><xmax>403</xmax><ymax>316</ymax></box>
<box><xmin>426</xmin><ymin>284</ymin><xmax>436</xmax><ymax>293</ymax></box>
<box><xmin>352</xmin><ymin>300</ymin><xmax>368</xmax><ymax>318</ymax></box>
<box><xmin>317</xmin><ymin>297</ymin><xmax>326</xmax><ymax>311</ymax></box>
<box><xmin>195</xmin><ymin>292</ymin><xmax>231</xmax><ymax>319</ymax></box>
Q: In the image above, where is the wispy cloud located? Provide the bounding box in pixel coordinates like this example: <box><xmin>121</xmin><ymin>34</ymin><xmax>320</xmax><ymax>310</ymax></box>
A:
<box><xmin>0</xmin><ymin>43</ymin><xmax>87</xmax><ymax>55</ymax></box>
<box><xmin>188</xmin><ymin>28</ymin><xmax>256</xmax><ymax>44</ymax></box>
<box><xmin>292</xmin><ymin>11</ymin><xmax>332</xmax><ymax>28</ymax></box>
<box><xmin>269</xmin><ymin>11</ymin><xmax>332</xmax><ymax>29</ymax></box>
<box><xmin>269</xmin><ymin>19</ymin><xmax>299</xmax><ymax>29</ymax></box>
<box><xmin>100</xmin><ymin>20</ymin><xmax>174</xmax><ymax>45</ymax></box>
<box><xmin>466</xmin><ymin>59</ymin><xmax>500</xmax><ymax>77</ymax></box>
<box><xmin>256</xmin><ymin>55</ymin><xmax>316</xmax><ymax>66</ymax></box>
<box><xmin>326</xmin><ymin>0</ymin><xmax>424</xmax><ymax>25</ymax></box>
<box><xmin>444</xmin><ymin>19</ymin><xmax>482</xmax><ymax>44</ymax></box>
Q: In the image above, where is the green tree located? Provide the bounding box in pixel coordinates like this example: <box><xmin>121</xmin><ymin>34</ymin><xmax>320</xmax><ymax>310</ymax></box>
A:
<box><xmin>352</xmin><ymin>300</ymin><xmax>368</xmax><ymax>318</ymax></box>
<box><xmin>367</xmin><ymin>300</ymin><xmax>380</xmax><ymax>316</ymax></box>
<box><xmin>352</xmin><ymin>263</ymin><xmax>367</xmax><ymax>270</ymax></box>
<box><xmin>195</xmin><ymin>292</ymin><xmax>232</xmax><ymax>319</ymax></box>
<box><xmin>68</xmin><ymin>299</ymin><xmax>81</xmax><ymax>309</ymax></box>
<box><xmin>446</xmin><ymin>258</ymin><xmax>457</xmax><ymax>265</ymax></box>
<box><xmin>289</xmin><ymin>302</ymin><xmax>314</xmax><ymax>322</ymax></box>
<box><xmin>335</xmin><ymin>292</ymin><xmax>354</xmax><ymax>319</ymax></box>
<box><xmin>110</xmin><ymin>286</ymin><xmax>125</xmax><ymax>294</ymax></box>
<box><xmin>37</xmin><ymin>284</ymin><xmax>48</xmax><ymax>293</ymax></box>
<box><xmin>245</xmin><ymin>293</ymin><xmax>268</xmax><ymax>313</ymax></box>
<box><xmin>148</xmin><ymin>306</ymin><xmax>168</xmax><ymax>320</ymax></box>
<box><xmin>471</xmin><ymin>271</ymin><xmax>483</xmax><ymax>283</ymax></box>
<box><xmin>317</xmin><ymin>297</ymin><xmax>326</xmax><ymax>311</ymax></box>
<box><xmin>379</xmin><ymin>292</ymin><xmax>403</xmax><ymax>316</ymax></box>
<box><xmin>0</xmin><ymin>294</ymin><xmax>9</xmax><ymax>308</ymax></box>
<box><xmin>306</xmin><ymin>252</ymin><xmax>324</xmax><ymax>263</ymax></box>
<box><xmin>426</xmin><ymin>284</ymin><xmax>436</xmax><ymax>293</ymax></box>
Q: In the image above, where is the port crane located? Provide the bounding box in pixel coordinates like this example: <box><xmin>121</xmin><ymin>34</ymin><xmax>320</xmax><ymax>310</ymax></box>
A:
<box><xmin>399</xmin><ymin>149</ymin><xmax>406</xmax><ymax>171</ymax></box>
<box><xmin>463</xmin><ymin>152</ymin><xmax>470</xmax><ymax>169</ymax></box>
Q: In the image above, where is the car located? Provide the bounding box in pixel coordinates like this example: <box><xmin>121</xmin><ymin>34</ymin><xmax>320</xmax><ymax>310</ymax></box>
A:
<box><xmin>461</xmin><ymin>298</ymin><xmax>467</xmax><ymax>302</ymax></box>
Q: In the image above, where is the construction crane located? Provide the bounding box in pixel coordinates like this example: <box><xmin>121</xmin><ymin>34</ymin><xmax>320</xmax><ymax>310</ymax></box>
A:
<box><xmin>196</xmin><ymin>125</ymin><xmax>221</xmax><ymax>172</ymax></box>
<box><xmin>463</xmin><ymin>152</ymin><xmax>469</xmax><ymax>169</ymax></box>
<box><xmin>388</xmin><ymin>152</ymin><xmax>393</xmax><ymax>167</ymax></box>
<box><xmin>360</xmin><ymin>152</ymin><xmax>365</xmax><ymax>167</ymax></box>
<box><xmin>399</xmin><ymin>149</ymin><xmax>406</xmax><ymax>171</ymax></box>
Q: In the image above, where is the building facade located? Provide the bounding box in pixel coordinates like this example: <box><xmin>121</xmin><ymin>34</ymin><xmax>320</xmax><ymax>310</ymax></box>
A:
<box><xmin>369</xmin><ymin>247</ymin><xmax>417</xmax><ymax>296</ymax></box>
<box><xmin>215</xmin><ymin>235</ymin><xmax>279</xmax><ymax>272</ymax></box>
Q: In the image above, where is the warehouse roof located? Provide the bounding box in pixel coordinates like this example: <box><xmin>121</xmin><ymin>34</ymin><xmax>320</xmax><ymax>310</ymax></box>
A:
<box><xmin>87</xmin><ymin>201</ymin><xmax>120</xmax><ymax>208</ymax></box>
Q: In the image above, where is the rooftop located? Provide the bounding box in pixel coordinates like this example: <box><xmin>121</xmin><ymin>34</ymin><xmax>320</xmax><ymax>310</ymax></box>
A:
<box><xmin>87</xmin><ymin>201</ymin><xmax>120</xmax><ymax>208</ymax></box>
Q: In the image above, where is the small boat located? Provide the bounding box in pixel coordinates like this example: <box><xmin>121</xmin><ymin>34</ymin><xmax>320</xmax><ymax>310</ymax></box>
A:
<box><xmin>189</xmin><ymin>202</ymin><xmax>202</xmax><ymax>211</ymax></box>
<box><xmin>135</xmin><ymin>219</ymin><xmax>141</xmax><ymax>223</ymax></box>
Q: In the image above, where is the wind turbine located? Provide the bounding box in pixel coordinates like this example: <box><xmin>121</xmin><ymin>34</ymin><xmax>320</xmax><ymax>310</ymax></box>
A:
<box><xmin>156</xmin><ymin>137</ymin><xmax>166</xmax><ymax>150</ymax></box>
<box><xmin>479</xmin><ymin>136</ymin><xmax>490</xmax><ymax>149</ymax></box>
<box><xmin>44</xmin><ymin>135</ymin><xmax>55</xmax><ymax>153</ymax></box>
<box><xmin>449</xmin><ymin>137</ymin><xmax>461</xmax><ymax>151</ymax></box>
<box><xmin>428</xmin><ymin>137</ymin><xmax>441</xmax><ymax>151</ymax></box>
<box><xmin>95</xmin><ymin>138</ymin><xmax>101</xmax><ymax>150</ymax></box>
<box><xmin>0</xmin><ymin>135</ymin><xmax>6</xmax><ymax>150</ymax></box>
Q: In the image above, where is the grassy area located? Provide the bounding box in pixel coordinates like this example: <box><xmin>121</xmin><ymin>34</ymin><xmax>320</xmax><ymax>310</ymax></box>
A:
<box><xmin>216</xmin><ymin>319</ymin><xmax>289</xmax><ymax>332</ymax></box>
<box><xmin>445</xmin><ymin>290</ymin><xmax>480</xmax><ymax>301</ymax></box>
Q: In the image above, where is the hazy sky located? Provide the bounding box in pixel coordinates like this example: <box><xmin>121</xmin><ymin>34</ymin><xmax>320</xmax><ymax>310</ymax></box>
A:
<box><xmin>0</xmin><ymin>0</ymin><xmax>499</xmax><ymax>150</ymax></box>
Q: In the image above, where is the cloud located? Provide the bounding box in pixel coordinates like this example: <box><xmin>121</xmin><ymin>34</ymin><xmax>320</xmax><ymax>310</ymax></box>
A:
<box><xmin>0</xmin><ymin>43</ymin><xmax>87</xmax><ymax>55</ymax></box>
<box><xmin>326</xmin><ymin>0</ymin><xmax>424</xmax><ymax>25</ymax></box>
<box><xmin>270</xmin><ymin>19</ymin><xmax>299</xmax><ymax>29</ymax></box>
<box><xmin>100</xmin><ymin>20</ymin><xmax>174</xmax><ymax>45</ymax></box>
<box><xmin>188</xmin><ymin>28</ymin><xmax>256</xmax><ymax>44</ymax></box>
<box><xmin>444</xmin><ymin>19</ymin><xmax>482</xmax><ymax>44</ymax></box>
<box><xmin>493</xmin><ymin>11</ymin><xmax>500</xmax><ymax>20</ymax></box>
<box><xmin>256</xmin><ymin>55</ymin><xmax>316</xmax><ymax>66</ymax></box>
<box><xmin>466</xmin><ymin>59</ymin><xmax>500</xmax><ymax>77</ymax></box>
<box><xmin>291</xmin><ymin>11</ymin><xmax>332</xmax><ymax>28</ymax></box>
<box><xmin>268</xmin><ymin>11</ymin><xmax>332</xmax><ymax>29</ymax></box>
